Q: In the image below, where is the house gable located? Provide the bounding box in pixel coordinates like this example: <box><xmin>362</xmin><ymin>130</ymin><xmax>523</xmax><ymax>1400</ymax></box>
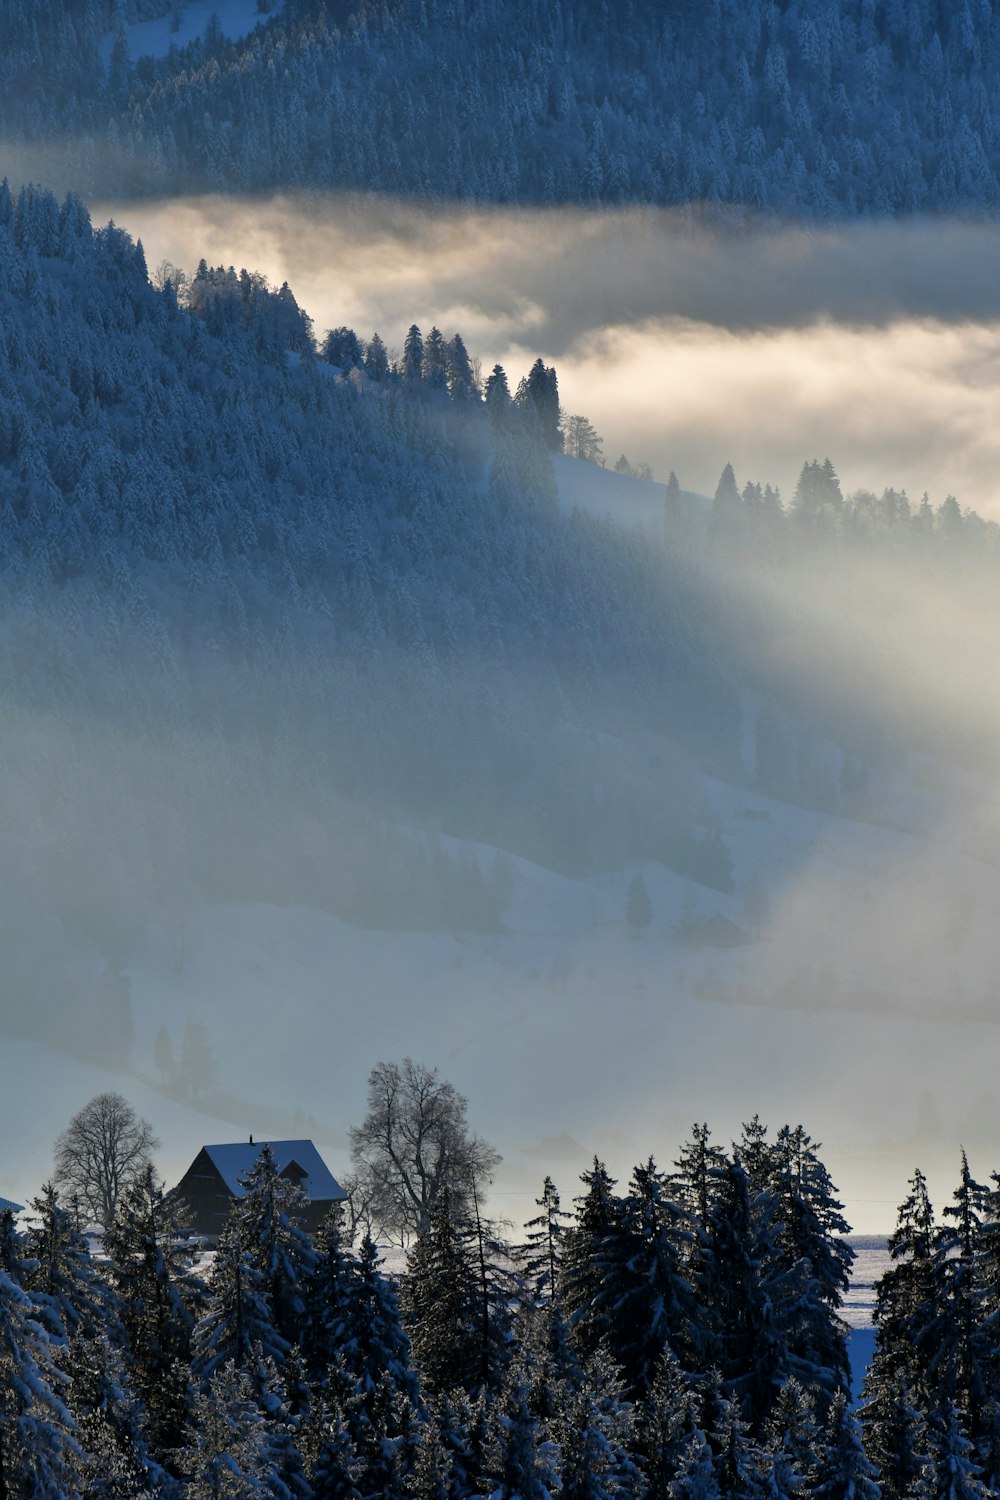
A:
<box><xmin>172</xmin><ymin>1139</ymin><xmax>347</xmax><ymax>1242</ymax></box>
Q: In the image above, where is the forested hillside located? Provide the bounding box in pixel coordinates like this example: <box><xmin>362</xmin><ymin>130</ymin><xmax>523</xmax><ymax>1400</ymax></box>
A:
<box><xmin>5</xmin><ymin>0</ymin><xmax>1000</xmax><ymax>214</ymax></box>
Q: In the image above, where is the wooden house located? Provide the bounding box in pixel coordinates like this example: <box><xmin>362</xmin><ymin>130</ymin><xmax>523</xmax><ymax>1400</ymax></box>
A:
<box><xmin>172</xmin><ymin>1139</ymin><xmax>347</xmax><ymax>1242</ymax></box>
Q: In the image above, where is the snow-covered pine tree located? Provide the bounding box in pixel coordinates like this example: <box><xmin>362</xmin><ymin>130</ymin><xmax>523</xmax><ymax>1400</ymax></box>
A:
<box><xmin>103</xmin><ymin>1163</ymin><xmax>200</xmax><ymax>1460</ymax></box>
<box><xmin>561</xmin><ymin>1159</ymin><xmax>625</xmax><ymax>1366</ymax></box>
<box><xmin>351</xmin><ymin>1232</ymin><xmax>418</xmax><ymax>1404</ymax></box>
<box><xmin>632</xmin><ymin>1348</ymin><xmax>702</xmax><ymax>1500</ymax></box>
<box><xmin>553</xmin><ymin>1358</ymin><xmax>640</xmax><ymax>1500</ymax></box>
<box><xmin>762</xmin><ymin>1126</ymin><xmax>853</xmax><ymax>1416</ymax></box>
<box><xmin>306</xmin><ymin>1388</ymin><xmax>359</xmax><ymax>1500</ymax></box>
<box><xmin>862</xmin><ymin>1373</ymin><xmax>933</xmax><ymax>1500</ymax></box>
<box><xmin>522</xmin><ymin>1176</ymin><xmax>571</xmax><ymax>1306</ymax></box>
<box><xmin>0</xmin><ymin>1259</ymin><xmax>81</xmax><ymax>1499</ymax></box>
<box><xmin>192</xmin><ymin>1224</ymin><xmax>288</xmax><ymax>1383</ymax></box>
<box><xmin>403</xmin><ymin>1189</ymin><xmax>481</xmax><ymax>1395</ymax></box>
<box><xmin>593</xmin><ymin>1158</ymin><xmax>693</xmax><ymax>1398</ymax></box>
<box><xmin>179</xmin><ymin>1360</ymin><xmax>279</xmax><ymax>1499</ymax></box>
<box><xmin>228</xmin><ymin>1142</ymin><xmax>318</xmax><ymax>1353</ymax></box>
<box><xmin>671</xmin><ymin>1125</ymin><xmax>730</xmax><ymax>1372</ymax></box>
<box><xmin>925</xmin><ymin>1399</ymin><xmax>989</xmax><ymax>1500</ymax></box>
<box><xmin>813</xmin><ymin>1390</ymin><xmax>881</xmax><ymax>1500</ymax></box>
<box><xmin>303</xmin><ymin>1207</ymin><xmax>359</xmax><ymax>1385</ymax></box>
<box><xmin>932</xmin><ymin>1152</ymin><xmax>991</xmax><ymax>1451</ymax></box>
<box><xmin>758</xmin><ymin>1376</ymin><xmax>822</xmax><ymax>1499</ymax></box>
<box><xmin>667</xmin><ymin>1429</ymin><xmax>721</xmax><ymax>1500</ymax></box>
<box><xmin>484</xmin><ymin>1351</ymin><xmax>557</xmax><ymax>1500</ymax></box>
<box><xmin>863</xmin><ymin>1167</ymin><xmax>940</xmax><ymax>1468</ymax></box>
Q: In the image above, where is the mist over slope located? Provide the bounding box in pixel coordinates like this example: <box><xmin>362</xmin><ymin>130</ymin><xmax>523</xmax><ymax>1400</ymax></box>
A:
<box><xmin>7</xmin><ymin>0</ymin><xmax>1000</xmax><ymax>216</ymax></box>
<box><xmin>4</xmin><ymin>181</ymin><xmax>1000</xmax><ymax>1194</ymax></box>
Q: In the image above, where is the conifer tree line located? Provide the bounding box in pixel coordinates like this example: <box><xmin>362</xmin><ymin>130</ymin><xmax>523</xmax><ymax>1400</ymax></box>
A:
<box><xmin>0</xmin><ymin>1117</ymin><xmax>880</xmax><ymax>1498</ymax></box>
<box><xmin>6</xmin><ymin>0</ymin><xmax>1000</xmax><ymax>216</ymax></box>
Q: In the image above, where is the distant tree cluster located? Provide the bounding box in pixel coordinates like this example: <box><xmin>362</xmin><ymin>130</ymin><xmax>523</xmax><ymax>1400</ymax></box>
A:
<box><xmin>2</xmin><ymin>1103</ymin><xmax>874</xmax><ymax>1498</ymax></box>
<box><xmin>6</xmin><ymin>0</ymin><xmax>1000</xmax><ymax>216</ymax></box>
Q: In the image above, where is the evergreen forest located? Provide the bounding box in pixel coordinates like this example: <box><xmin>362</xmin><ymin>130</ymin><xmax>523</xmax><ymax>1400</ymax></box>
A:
<box><xmin>6</xmin><ymin>1120</ymin><xmax>1000</xmax><ymax>1498</ymax></box>
<box><xmin>5</xmin><ymin>0</ymin><xmax>1000</xmax><ymax>215</ymax></box>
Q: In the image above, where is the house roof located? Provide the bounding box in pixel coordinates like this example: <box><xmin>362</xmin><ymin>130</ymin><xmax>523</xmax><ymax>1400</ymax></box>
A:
<box><xmin>0</xmin><ymin>1197</ymin><xmax>24</xmax><ymax>1214</ymax></box>
<box><xmin>202</xmin><ymin>1141</ymin><xmax>347</xmax><ymax>1203</ymax></box>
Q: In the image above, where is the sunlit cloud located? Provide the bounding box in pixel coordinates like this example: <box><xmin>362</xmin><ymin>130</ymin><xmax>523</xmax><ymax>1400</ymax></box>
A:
<box><xmin>93</xmin><ymin>192</ymin><xmax>1000</xmax><ymax>514</ymax></box>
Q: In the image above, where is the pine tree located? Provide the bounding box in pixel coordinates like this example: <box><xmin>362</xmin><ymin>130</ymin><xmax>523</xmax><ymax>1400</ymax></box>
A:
<box><xmin>103</xmin><ymin>1164</ymin><xmax>199</xmax><ymax>1460</ymax></box>
<box><xmin>192</xmin><ymin>1225</ymin><xmax>287</xmax><ymax>1382</ymax></box>
<box><xmin>364</xmin><ymin>332</ymin><xmax>390</xmax><ymax>381</ymax></box>
<box><xmin>232</xmin><ymin>1142</ymin><xmax>318</xmax><ymax>1352</ymax></box>
<box><xmin>932</xmin><ymin>1152</ymin><xmax>990</xmax><ymax>1445</ymax></box>
<box><xmin>485</xmin><ymin>1352</ymin><xmax>556</xmax><ymax>1500</ymax></box>
<box><xmin>705</xmin><ymin>1160</ymin><xmax>774</xmax><ymax>1429</ymax></box>
<box><xmin>515</xmin><ymin>358</ymin><xmax>562</xmax><ymax>450</ymax></box>
<box><xmin>633</xmin><ymin>1350</ymin><xmax>702</xmax><ymax>1500</ymax></box>
<box><xmin>668</xmin><ymin>1429</ymin><xmax>721</xmax><ymax>1500</ymax></box>
<box><xmin>0</xmin><ymin>1262</ymin><xmax>81</xmax><ymax>1500</ymax></box>
<box><xmin>759</xmin><ymin>1377</ymin><xmax>821</xmax><ymax>1497</ymax></box>
<box><xmin>402</xmin><ymin>325</ymin><xmax>425</xmax><ymax>384</ymax></box>
<box><xmin>522</xmin><ymin>1176</ymin><xmax>571</xmax><ymax>1304</ymax></box>
<box><xmin>598</xmin><ymin>1159</ymin><xmax>693</xmax><ymax>1398</ymax></box>
<box><xmin>863</xmin><ymin>1374</ymin><xmax>932</xmax><ymax>1500</ymax></box>
<box><xmin>321</xmin><ymin>327</ymin><xmax>365</xmax><ymax>371</ymax></box>
<box><xmin>351</xmin><ymin>1233</ymin><xmax>418</xmax><ymax>1403</ymax></box>
<box><xmin>554</xmin><ymin>1356</ymin><xmax>640</xmax><ymax>1500</ymax></box>
<box><xmin>763</xmin><ymin>1126</ymin><xmax>853</xmax><ymax>1414</ymax></box>
<box><xmin>445</xmin><ymin>334</ymin><xmax>477</xmax><ymax>404</ymax></box>
<box><xmin>403</xmin><ymin>1189</ymin><xmax>481</xmax><ymax>1395</ymax></box>
<box><xmin>926</xmin><ymin>1400</ymin><xmax>988</xmax><ymax>1500</ymax></box>
<box><xmin>303</xmin><ymin>1208</ymin><xmax>359</xmax><ymax>1384</ymax></box>
<box><xmin>710</xmin><ymin>1393</ymin><xmax>765</xmax><ymax>1500</ymax></box>
<box><xmin>408</xmin><ymin>1409</ymin><xmax>453</xmax><ymax>1500</ymax></box>
<box><xmin>562</xmin><ymin>1159</ymin><xmax>625</xmax><ymax>1365</ymax></box>
<box><xmin>306</xmin><ymin>1390</ymin><xmax>359</xmax><ymax>1500</ymax></box>
<box><xmin>179</xmin><ymin>1361</ymin><xmax>277</xmax><ymax>1499</ymax></box>
<box><xmin>814</xmin><ymin>1390</ymin><xmax>880</xmax><ymax>1500</ymax></box>
<box><xmin>422</xmin><ymin>327</ymin><xmax>449</xmax><ymax>392</ymax></box>
<box><xmin>671</xmin><ymin>1125</ymin><xmax>729</xmax><ymax>1370</ymax></box>
<box><xmin>863</xmin><ymin>1167</ymin><xmax>939</xmax><ymax>1467</ymax></box>
<box><xmin>25</xmin><ymin>1182</ymin><xmax>116</xmax><ymax>1344</ymax></box>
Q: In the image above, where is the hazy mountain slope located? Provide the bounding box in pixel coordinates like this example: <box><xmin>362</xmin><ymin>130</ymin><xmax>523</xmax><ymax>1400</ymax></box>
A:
<box><xmin>0</xmin><ymin>183</ymin><xmax>748</xmax><ymax>1063</ymax></box>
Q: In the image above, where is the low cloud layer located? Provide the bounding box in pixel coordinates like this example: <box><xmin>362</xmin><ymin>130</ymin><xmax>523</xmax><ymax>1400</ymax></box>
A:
<box><xmin>95</xmin><ymin>193</ymin><xmax>1000</xmax><ymax>514</ymax></box>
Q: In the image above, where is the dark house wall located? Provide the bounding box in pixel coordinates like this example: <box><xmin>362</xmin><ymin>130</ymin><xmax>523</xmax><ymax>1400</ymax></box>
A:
<box><xmin>173</xmin><ymin>1148</ymin><xmax>234</xmax><ymax>1241</ymax></box>
<box><xmin>172</xmin><ymin>1148</ymin><xmax>340</xmax><ymax>1241</ymax></box>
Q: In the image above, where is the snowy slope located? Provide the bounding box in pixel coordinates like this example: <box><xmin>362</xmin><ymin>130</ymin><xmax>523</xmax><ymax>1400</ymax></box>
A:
<box><xmin>114</xmin><ymin>787</ymin><xmax>1000</xmax><ymax>1244</ymax></box>
<box><xmin>104</xmin><ymin>0</ymin><xmax>279</xmax><ymax>64</ymax></box>
<box><xmin>553</xmin><ymin>453</ymin><xmax>708</xmax><ymax>530</ymax></box>
<box><xmin>5</xmin><ymin>780</ymin><xmax>997</xmax><ymax>1235</ymax></box>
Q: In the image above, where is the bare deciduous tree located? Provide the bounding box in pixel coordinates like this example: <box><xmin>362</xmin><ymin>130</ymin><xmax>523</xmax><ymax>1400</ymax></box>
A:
<box><xmin>347</xmin><ymin>1058</ymin><xmax>501</xmax><ymax>1245</ymax></box>
<box><xmin>53</xmin><ymin>1092</ymin><xmax>159</xmax><ymax>1228</ymax></box>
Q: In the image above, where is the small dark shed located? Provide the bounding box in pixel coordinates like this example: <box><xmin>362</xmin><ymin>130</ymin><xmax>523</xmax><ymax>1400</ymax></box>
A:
<box><xmin>173</xmin><ymin>1140</ymin><xmax>347</xmax><ymax>1241</ymax></box>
